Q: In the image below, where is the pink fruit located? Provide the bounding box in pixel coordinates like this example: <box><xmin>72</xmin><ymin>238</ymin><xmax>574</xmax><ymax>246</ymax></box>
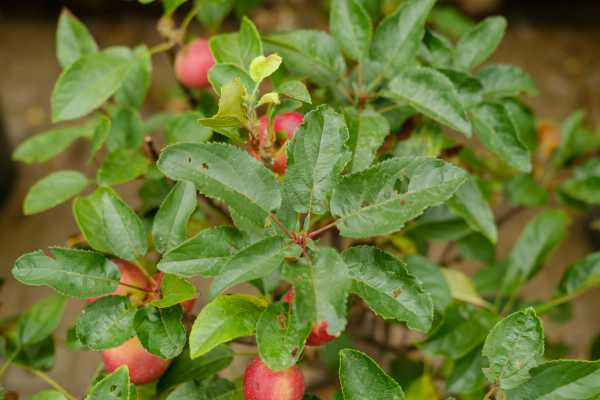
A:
<box><xmin>282</xmin><ymin>289</ymin><xmax>337</xmax><ymax>347</ymax></box>
<box><xmin>175</xmin><ymin>38</ymin><xmax>215</xmax><ymax>89</ymax></box>
<box><xmin>255</xmin><ymin>112</ymin><xmax>304</xmax><ymax>175</ymax></box>
<box><xmin>102</xmin><ymin>337</ymin><xmax>170</xmax><ymax>384</ymax></box>
<box><xmin>150</xmin><ymin>272</ymin><xmax>196</xmax><ymax>314</ymax></box>
<box><xmin>87</xmin><ymin>259</ymin><xmax>150</xmax><ymax>306</ymax></box>
<box><xmin>243</xmin><ymin>356</ymin><xmax>305</xmax><ymax>400</ymax></box>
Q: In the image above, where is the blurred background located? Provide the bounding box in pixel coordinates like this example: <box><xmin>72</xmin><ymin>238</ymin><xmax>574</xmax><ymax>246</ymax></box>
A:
<box><xmin>1</xmin><ymin>0</ymin><xmax>600</xmax><ymax>397</ymax></box>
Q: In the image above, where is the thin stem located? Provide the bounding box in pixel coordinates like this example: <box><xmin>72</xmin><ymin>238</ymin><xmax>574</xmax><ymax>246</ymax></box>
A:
<box><xmin>376</xmin><ymin>103</ymin><xmax>403</xmax><ymax>115</ymax></box>
<box><xmin>23</xmin><ymin>366</ymin><xmax>78</xmax><ymax>400</ymax></box>
<box><xmin>535</xmin><ymin>291</ymin><xmax>582</xmax><ymax>315</ymax></box>
<box><xmin>0</xmin><ymin>347</ymin><xmax>19</xmax><ymax>378</ymax></box>
<box><xmin>308</xmin><ymin>221</ymin><xmax>337</xmax><ymax>239</ymax></box>
<box><xmin>119</xmin><ymin>281</ymin><xmax>156</xmax><ymax>294</ymax></box>
<box><xmin>483</xmin><ymin>385</ymin><xmax>497</xmax><ymax>400</ymax></box>
<box><xmin>496</xmin><ymin>206</ymin><xmax>525</xmax><ymax>227</ymax></box>
<box><xmin>270</xmin><ymin>214</ymin><xmax>294</xmax><ymax>241</ymax></box>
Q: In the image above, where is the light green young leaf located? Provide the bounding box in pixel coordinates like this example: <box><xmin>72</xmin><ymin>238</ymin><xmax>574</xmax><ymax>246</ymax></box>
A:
<box><xmin>158</xmin><ymin>143</ymin><xmax>281</xmax><ymax>231</ymax></box>
<box><xmin>158</xmin><ymin>226</ymin><xmax>249</xmax><ymax>278</ymax></box>
<box><xmin>371</xmin><ymin>0</ymin><xmax>435</xmax><ymax>77</ymax></box>
<box><xmin>555</xmin><ymin>252</ymin><xmax>600</xmax><ymax>297</ymax></box>
<box><xmin>331</xmin><ymin>157</ymin><xmax>467</xmax><ymax>238</ymax></box>
<box><xmin>278</xmin><ymin>80</ymin><xmax>312</xmax><ymax>104</ymax></box>
<box><xmin>479</xmin><ymin>64</ymin><xmax>538</xmax><ymax>98</ymax></box>
<box><xmin>264</xmin><ymin>30</ymin><xmax>347</xmax><ymax>87</ymax></box>
<box><xmin>199</xmin><ymin>78</ymin><xmax>247</xmax><ymax>129</ymax></box>
<box><xmin>152</xmin><ymin>273</ymin><xmax>197</xmax><ymax>308</ymax></box>
<box><xmin>189</xmin><ymin>294</ymin><xmax>266</xmax><ymax>358</ymax></box>
<box><xmin>345</xmin><ymin>108</ymin><xmax>390</xmax><ymax>173</ymax></box>
<box><xmin>343</xmin><ymin>246</ymin><xmax>433</xmax><ymax>332</ymax></box>
<box><xmin>470</xmin><ymin>102</ymin><xmax>532</xmax><ymax>173</ymax></box>
<box><xmin>51</xmin><ymin>50</ymin><xmax>131</xmax><ymax>122</ymax></box>
<box><xmin>249</xmin><ymin>54</ymin><xmax>282</xmax><ymax>83</ymax></box>
<box><xmin>482</xmin><ymin>308</ymin><xmax>544</xmax><ymax>390</ymax></box>
<box><xmin>501</xmin><ymin>209</ymin><xmax>569</xmax><ymax>296</ymax></box>
<box><xmin>442</xmin><ymin>269</ymin><xmax>491</xmax><ymax>309</ymax></box>
<box><xmin>505</xmin><ymin>360</ymin><xmax>600</xmax><ymax>400</ymax></box>
<box><xmin>114</xmin><ymin>45</ymin><xmax>152</xmax><ymax>108</ymax></box>
<box><xmin>209</xmin><ymin>236</ymin><xmax>295</xmax><ymax>299</ymax></box>
<box><xmin>13</xmin><ymin>126</ymin><xmax>84</xmax><ymax>164</ymax></box>
<box><xmin>256</xmin><ymin>302</ymin><xmax>310</xmax><ymax>371</ymax></box>
<box><xmin>283</xmin><ymin>106</ymin><xmax>349</xmax><ymax>216</ymax></box>
<box><xmin>76</xmin><ymin>296</ymin><xmax>136</xmax><ymax>350</ymax></box>
<box><xmin>12</xmin><ymin>247</ymin><xmax>120</xmax><ymax>298</ymax></box>
<box><xmin>448</xmin><ymin>176</ymin><xmax>497</xmax><ymax>243</ymax></box>
<box><xmin>207</xmin><ymin>63</ymin><xmax>256</xmax><ymax>95</ymax></box>
<box><xmin>89</xmin><ymin>116</ymin><xmax>111</xmax><ymax>162</ymax></box>
<box><xmin>152</xmin><ymin>181</ymin><xmax>197</xmax><ymax>254</ymax></box>
<box><xmin>340</xmin><ymin>349</ymin><xmax>405</xmax><ymax>400</ymax></box>
<box><xmin>387</xmin><ymin>67</ymin><xmax>471</xmax><ymax>136</ymax></box>
<box><xmin>453</xmin><ymin>16</ymin><xmax>507</xmax><ymax>70</ymax></box>
<box><xmin>17</xmin><ymin>294</ymin><xmax>67</xmax><ymax>345</ymax></box>
<box><xmin>24</xmin><ymin>170</ymin><xmax>88</xmax><ymax>215</ymax></box>
<box><xmin>85</xmin><ymin>366</ymin><xmax>130</xmax><ymax>400</ymax></box>
<box><xmin>257</xmin><ymin>92</ymin><xmax>280</xmax><ymax>107</ymax></box>
<box><xmin>96</xmin><ymin>149</ymin><xmax>148</xmax><ymax>186</ymax></box>
<box><xmin>134</xmin><ymin>306</ymin><xmax>186</xmax><ymax>359</ymax></box>
<box><xmin>31</xmin><ymin>390</ymin><xmax>68</xmax><ymax>400</ymax></box>
<box><xmin>56</xmin><ymin>9</ymin><xmax>98</xmax><ymax>68</ymax></box>
<box><xmin>420</xmin><ymin>304</ymin><xmax>496</xmax><ymax>359</ymax></box>
<box><xmin>404</xmin><ymin>374</ymin><xmax>438</xmax><ymax>400</ymax></box>
<box><xmin>330</xmin><ymin>0</ymin><xmax>372</xmax><ymax>60</ymax></box>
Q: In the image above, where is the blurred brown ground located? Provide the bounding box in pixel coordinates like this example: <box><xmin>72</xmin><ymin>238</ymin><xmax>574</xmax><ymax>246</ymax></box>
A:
<box><xmin>1</xmin><ymin>1</ymin><xmax>600</xmax><ymax>397</ymax></box>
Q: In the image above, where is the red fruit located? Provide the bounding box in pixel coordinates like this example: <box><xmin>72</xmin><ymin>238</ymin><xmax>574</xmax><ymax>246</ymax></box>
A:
<box><xmin>175</xmin><ymin>38</ymin><xmax>215</xmax><ymax>89</ymax></box>
<box><xmin>243</xmin><ymin>357</ymin><xmax>305</xmax><ymax>400</ymax></box>
<box><xmin>151</xmin><ymin>272</ymin><xmax>196</xmax><ymax>314</ymax></box>
<box><xmin>255</xmin><ymin>112</ymin><xmax>304</xmax><ymax>175</ymax></box>
<box><xmin>87</xmin><ymin>259</ymin><xmax>150</xmax><ymax>306</ymax></box>
<box><xmin>102</xmin><ymin>337</ymin><xmax>170</xmax><ymax>384</ymax></box>
<box><xmin>282</xmin><ymin>289</ymin><xmax>337</xmax><ymax>346</ymax></box>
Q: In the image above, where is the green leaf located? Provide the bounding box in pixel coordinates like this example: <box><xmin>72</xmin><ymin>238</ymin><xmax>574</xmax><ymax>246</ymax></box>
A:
<box><xmin>370</xmin><ymin>0</ymin><xmax>435</xmax><ymax>77</ymax></box>
<box><xmin>13</xmin><ymin>126</ymin><xmax>84</xmax><ymax>164</ymax></box>
<box><xmin>283</xmin><ymin>106</ymin><xmax>349</xmax><ymax>216</ymax></box>
<box><xmin>343</xmin><ymin>246</ymin><xmax>433</xmax><ymax>332</ymax></box>
<box><xmin>24</xmin><ymin>170</ymin><xmax>88</xmax><ymax>215</ymax></box>
<box><xmin>106</xmin><ymin>106</ymin><xmax>144</xmax><ymax>152</ymax></box>
<box><xmin>209</xmin><ymin>236</ymin><xmax>294</xmax><ymax>299</ymax></box>
<box><xmin>89</xmin><ymin>116</ymin><xmax>111</xmax><ymax>162</ymax></box>
<box><xmin>56</xmin><ymin>9</ymin><xmax>98</xmax><ymax>68</ymax></box>
<box><xmin>134</xmin><ymin>306</ymin><xmax>186</xmax><ymax>359</ymax></box>
<box><xmin>502</xmin><ymin>99</ymin><xmax>537</xmax><ymax>152</ymax></box>
<box><xmin>331</xmin><ymin>157</ymin><xmax>467</xmax><ymax>238</ymax></box>
<box><xmin>165</xmin><ymin>111</ymin><xmax>213</xmax><ymax>145</ymax></box>
<box><xmin>12</xmin><ymin>247</ymin><xmax>120</xmax><ymax>298</ymax></box>
<box><xmin>264</xmin><ymin>30</ymin><xmax>346</xmax><ymax>87</ymax></box>
<box><xmin>152</xmin><ymin>181</ymin><xmax>197</xmax><ymax>254</ymax></box>
<box><xmin>31</xmin><ymin>390</ymin><xmax>68</xmax><ymax>400</ymax></box>
<box><xmin>189</xmin><ymin>294</ymin><xmax>266</xmax><ymax>358</ymax></box>
<box><xmin>555</xmin><ymin>252</ymin><xmax>600</xmax><ymax>297</ymax></box>
<box><xmin>501</xmin><ymin>209</ymin><xmax>569</xmax><ymax>296</ymax></box>
<box><xmin>340</xmin><ymin>349</ymin><xmax>405</xmax><ymax>400</ymax></box>
<box><xmin>158</xmin><ymin>346</ymin><xmax>234</xmax><ymax>391</ymax></box>
<box><xmin>555</xmin><ymin>110</ymin><xmax>587</xmax><ymax>166</ymax></box>
<box><xmin>207</xmin><ymin>63</ymin><xmax>256</xmax><ymax>95</ymax></box>
<box><xmin>210</xmin><ymin>27</ymin><xmax>261</xmax><ymax>71</ymax></box>
<box><xmin>479</xmin><ymin>64</ymin><xmax>538</xmax><ymax>98</ymax></box>
<box><xmin>442</xmin><ymin>269</ymin><xmax>491</xmax><ymax>309</ymax></box>
<box><xmin>482</xmin><ymin>308</ymin><xmax>544</xmax><ymax>390</ymax></box>
<box><xmin>345</xmin><ymin>108</ymin><xmax>390</xmax><ymax>173</ymax></box>
<box><xmin>85</xmin><ymin>366</ymin><xmax>130</xmax><ymax>400</ymax></box>
<box><xmin>437</xmin><ymin>68</ymin><xmax>484</xmax><ymax>109</ymax></box>
<box><xmin>256</xmin><ymin>302</ymin><xmax>310</xmax><ymax>371</ymax></box>
<box><xmin>448</xmin><ymin>176</ymin><xmax>497</xmax><ymax>243</ymax></box>
<box><xmin>163</xmin><ymin>0</ymin><xmax>187</xmax><ymax>15</ymax></box>
<box><xmin>330</xmin><ymin>0</ymin><xmax>372</xmax><ymax>60</ymax></box>
<box><xmin>114</xmin><ymin>45</ymin><xmax>152</xmax><ymax>108</ymax></box>
<box><xmin>159</xmin><ymin>226</ymin><xmax>249</xmax><ymax>277</ymax></box>
<box><xmin>447</xmin><ymin>346</ymin><xmax>488</xmax><ymax>395</ymax></box>
<box><xmin>405</xmin><ymin>374</ymin><xmax>438</xmax><ymax>400</ymax></box>
<box><xmin>249</xmin><ymin>54</ymin><xmax>282</xmax><ymax>82</ymax></box>
<box><xmin>470</xmin><ymin>102</ymin><xmax>532</xmax><ymax>173</ymax></box>
<box><xmin>387</xmin><ymin>67</ymin><xmax>471</xmax><ymax>136</ymax></box>
<box><xmin>560</xmin><ymin>158</ymin><xmax>600</xmax><ymax>204</ymax></box>
<box><xmin>420</xmin><ymin>304</ymin><xmax>496</xmax><ymax>359</ymax></box>
<box><xmin>158</xmin><ymin>143</ymin><xmax>281</xmax><ymax>231</ymax></box>
<box><xmin>278</xmin><ymin>80</ymin><xmax>312</xmax><ymax>104</ymax></box>
<box><xmin>507</xmin><ymin>174</ymin><xmax>548</xmax><ymax>208</ymax></box>
<box><xmin>404</xmin><ymin>256</ymin><xmax>452</xmax><ymax>313</ymax></box>
<box><xmin>97</xmin><ymin>149</ymin><xmax>148</xmax><ymax>186</ymax></box>
<box><xmin>194</xmin><ymin>0</ymin><xmax>233</xmax><ymax>32</ymax></box>
<box><xmin>14</xmin><ymin>335</ymin><xmax>55</xmax><ymax>371</ymax></box>
<box><xmin>506</xmin><ymin>360</ymin><xmax>600</xmax><ymax>400</ymax></box>
<box><xmin>152</xmin><ymin>273</ymin><xmax>197</xmax><ymax>308</ymax></box>
<box><xmin>420</xmin><ymin>30</ymin><xmax>453</xmax><ymax>68</ymax></box>
<box><xmin>453</xmin><ymin>16</ymin><xmax>507</xmax><ymax>70</ymax></box>
<box><xmin>166</xmin><ymin>379</ymin><xmax>239</xmax><ymax>400</ymax></box>
<box><xmin>393</xmin><ymin>121</ymin><xmax>444</xmax><ymax>158</ymax></box>
<box><xmin>17</xmin><ymin>294</ymin><xmax>67</xmax><ymax>345</ymax></box>
<box><xmin>51</xmin><ymin>50</ymin><xmax>131</xmax><ymax>122</ymax></box>
<box><xmin>76</xmin><ymin>296</ymin><xmax>136</xmax><ymax>350</ymax></box>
